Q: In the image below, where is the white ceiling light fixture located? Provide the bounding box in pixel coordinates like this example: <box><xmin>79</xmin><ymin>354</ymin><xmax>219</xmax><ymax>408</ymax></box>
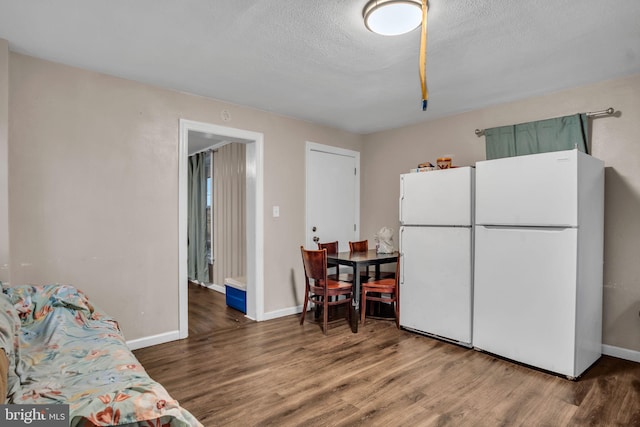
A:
<box><xmin>364</xmin><ymin>0</ymin><xmax>430</xmax><ymax>111</ymax></box>
<box><xmin>363</xmin><ymin>0</ymin><xmax>423</xmax><ymax>36</ymax></box>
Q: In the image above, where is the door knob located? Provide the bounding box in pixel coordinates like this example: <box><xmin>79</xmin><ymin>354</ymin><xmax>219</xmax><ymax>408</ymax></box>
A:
<box><xmin>313</xmin><ymin>236</ymin><xmax>319</xmax><ymax>243</ymax></box>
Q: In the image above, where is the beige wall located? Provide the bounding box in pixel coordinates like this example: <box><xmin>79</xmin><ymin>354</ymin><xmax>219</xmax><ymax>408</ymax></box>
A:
<box><xmin>361</xmin><ymin>73</ymin><xmax>640</xmax><ymax>353</ymax></box>
<box><xmin>7</xmin><ymin>52</ymin><xmax>364</xmax><ymax>341</ymax></box>
<box><xmin>7</xmin><ymin>43</ymin><xmax>640</xmax><ymax>354</ymax></box>
<box><xmin>0</xmin><ymin>40</ymin><xmax>9</xmax><ymax>283</ymax></box>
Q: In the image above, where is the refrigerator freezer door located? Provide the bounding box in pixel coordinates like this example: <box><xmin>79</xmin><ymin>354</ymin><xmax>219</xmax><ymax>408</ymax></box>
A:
<box><xmin>475</xmin><ymin>150</ymin><xmax>578</xmax><ymax>227</ymax></box>
<box><xmin>400</xmin><ymin>226</ymin><xmax>473</xmax><ymax>345</ymax></box>
<box><xmin>400</xmin><ymin>167</ymin><xmax>474</xmax><ymax>226</ymax></box>
<box><xmin>473</xmin><ymin>225</ymin><xmax>578</xmax><ymax>377</ymax></box>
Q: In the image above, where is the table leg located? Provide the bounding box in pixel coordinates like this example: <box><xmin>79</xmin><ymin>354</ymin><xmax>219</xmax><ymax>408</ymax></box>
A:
<box><xmin>350</xmin><ymin>265</ymin><xmax>360</xmax><ymax>333</ymax></box>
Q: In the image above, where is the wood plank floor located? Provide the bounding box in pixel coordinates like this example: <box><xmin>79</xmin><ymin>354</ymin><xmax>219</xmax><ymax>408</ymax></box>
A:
<box><xmin>133</xmin><ymin>284</ymin><xmax>640</xmax><ymax>426</ymax></box>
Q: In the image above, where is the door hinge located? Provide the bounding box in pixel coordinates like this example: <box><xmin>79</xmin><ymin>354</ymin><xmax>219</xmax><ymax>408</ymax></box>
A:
<box><xmin>354</xmin><ymin>167</ymin><xmax>357</xmax><ymax>175</ymax></box>
<box><xmin>354</xmin><ymin>224</ymin><xmax>356</xmax><ymax>231</ymax></box>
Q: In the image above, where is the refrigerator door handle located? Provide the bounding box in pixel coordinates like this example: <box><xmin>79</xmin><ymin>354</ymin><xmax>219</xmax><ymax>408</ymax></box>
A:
<box><xmin>400</xmin><ymin>227</ymin><xmax>405</xmax><ymax>284</ymax></box>
<box><xmin>480</xmin><ymin>225</ymin><xmax>574</xmax><ymax>231</ymax></box>
<box><xmin>399</xmin><ymin>177</ymin><xmax>404</xmax><ymax>225</ymax></box>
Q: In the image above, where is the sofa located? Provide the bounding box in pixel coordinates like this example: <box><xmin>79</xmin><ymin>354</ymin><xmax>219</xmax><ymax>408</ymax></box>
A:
<box><xmin>0</xmin><ymin>283</ymin><xmax>201</xmax><ymax>426</ymax></box>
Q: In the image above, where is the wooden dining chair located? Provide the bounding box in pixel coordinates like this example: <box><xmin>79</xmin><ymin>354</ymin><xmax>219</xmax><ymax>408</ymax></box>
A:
<box><xmin>300</xmin><ymin>246</ymin><xmax>353</xmax><ymax>334</ymax></box>
<box><xmin>349</xmin><ymin>240</ymin><xmax>375</xmax><ymax>282</ymax></box>
<box><xmin>317</xmin><ymin>241</ymin><xmax>353</xmax><ymax>283</ymax></box>
<box><xmin>361</xmin><ymin>254</ymin><xmax>400</xmax><ymax>328</ymax></box>
<box><xmin>317</xmin><ymin>240</ymin><xmax>339</xmax><ymax>255</ymax></box>
<box><xmin>348</xmin><ymin>240</ymin><xmax>368</xmax><ymax>252</ymax></box>
<box><xmin>349</xmin><ymin>239</ymin><xmax>396</xmax><ymax>281</ymax></box>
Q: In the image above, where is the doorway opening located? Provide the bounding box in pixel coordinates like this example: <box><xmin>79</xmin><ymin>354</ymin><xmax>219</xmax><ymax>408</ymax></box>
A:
<box><xmin>179</xmin><ymin>120</ymin><xmax>264</xmax><ymax>339</ymax></box>
<box><xmin>187</xmin><ymin>143</ymin><xmax>246</xmax><ymax>293</ymax></box>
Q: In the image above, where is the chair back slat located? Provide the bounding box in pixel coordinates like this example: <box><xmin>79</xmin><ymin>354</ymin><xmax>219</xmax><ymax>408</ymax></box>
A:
<box><xmin>301</xmin><ymin>247</ymin><xmax>328</xmax><ymax>285</ymax></box>
<box><xmin>349</xmin><ymin>240</ymin><xmax>368</xmax><ymax>252</ymax></box>
<box><xmin>317</xmin><ymin>241</ymin><xmax>339</xmax><ymax>255</ymax></box>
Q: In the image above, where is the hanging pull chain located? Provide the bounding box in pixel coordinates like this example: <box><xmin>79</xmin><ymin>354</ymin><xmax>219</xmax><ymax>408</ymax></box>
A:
<box><xmin>419</xmin><ymin>0</ymin><xmax>429</xmax><ymax>111</ymax></box>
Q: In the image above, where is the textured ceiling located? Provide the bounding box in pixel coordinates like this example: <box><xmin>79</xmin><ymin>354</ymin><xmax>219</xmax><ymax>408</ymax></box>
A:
<box><xmin>1</xmin><ymin>0</ymin><xmax>639</xmax><ymax>134</ymax></box>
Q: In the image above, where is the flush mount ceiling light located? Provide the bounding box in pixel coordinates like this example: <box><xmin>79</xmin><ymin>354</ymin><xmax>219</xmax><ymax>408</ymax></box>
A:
<box><xmin>363</xmin><ymin>0</ymin><xmax>423</xmax><ymax>36</ymax></box>
<box><xmin>364</xmin><ymin>0</ymin><xmax>430</xmax><ymax>111</ymax></box>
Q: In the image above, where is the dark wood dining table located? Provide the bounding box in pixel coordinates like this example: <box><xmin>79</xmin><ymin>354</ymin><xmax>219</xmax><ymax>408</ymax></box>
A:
<box><xmin>326</xmin><ymin>249</ymin><xmax>400</xmax><ymax>333</ymax></box>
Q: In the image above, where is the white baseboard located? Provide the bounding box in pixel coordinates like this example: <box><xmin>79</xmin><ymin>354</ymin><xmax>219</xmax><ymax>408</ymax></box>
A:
<box><xmin>127</xmin><ymin>284</ymin><xmax>227</xmax><ymax>350</ymax></box>
<box><xmin>262</xmin><ymin>305</ymin><xmax>303</xmax><ymax>321</ymax></box>
<box><xmin>127</xmin><ymin>306</ymin><xmax>300</xmax><ymax>350</ymax></box>
<box><xmin>191</xmin><ymin>280</ymin><xmax>225</xmax><ymax>294</ymax></box>
<box><xmin>126</xmin><ymin>330</ymin><xmax>181</xmax><ymax>351</ymax></box>
<box><xmin>205</xmin><ymin>283</ymin><xmax>225</xmax><ymax>293</ymax></box>
<box><xmin>602</xmin><ymin>344</ymin><xmax>640</xmax><ymax>363</ymax></box>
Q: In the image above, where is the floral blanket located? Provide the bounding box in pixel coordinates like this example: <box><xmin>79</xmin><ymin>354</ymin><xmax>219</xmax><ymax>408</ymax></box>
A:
<box><xmin>0</xmin><ymin>284</ymin><xmax>201</xmax><ymax>427</ymax></box>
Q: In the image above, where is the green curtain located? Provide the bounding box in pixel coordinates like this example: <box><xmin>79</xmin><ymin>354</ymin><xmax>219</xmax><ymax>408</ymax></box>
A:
<box><xmin>485</xmin><ymin>113</ymin><xmax>589</xmax><ymax>160</ymax></box>
<box><xmin>188</xmin><ymin>152</ymin><xmax>208</xmax><ymax>282</ymax></box>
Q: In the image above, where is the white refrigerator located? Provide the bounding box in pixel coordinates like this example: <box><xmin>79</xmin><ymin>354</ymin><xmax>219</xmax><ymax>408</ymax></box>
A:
<box><xmin>473</xmin><ymin>149</ymin><xmax>604</xmax><ymax>378</ymax></box>
<box><xmin>399</xmin><ymin>167</ymin><xmax>474</xmax><ymax>346</ymax></box>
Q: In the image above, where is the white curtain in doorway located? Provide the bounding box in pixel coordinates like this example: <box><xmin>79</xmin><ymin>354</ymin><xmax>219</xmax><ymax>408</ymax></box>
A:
<box><xmin>212</xmin><ymin>143</ymin><xmax>247</xmax><ymax>285</ymax></box>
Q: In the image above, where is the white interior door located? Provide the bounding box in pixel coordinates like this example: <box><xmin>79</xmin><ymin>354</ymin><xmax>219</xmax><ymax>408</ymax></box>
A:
<box><xmin>306</xmin><ymin>142</ymin><xmax>359</xmax><ymax>252</ymax></box>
